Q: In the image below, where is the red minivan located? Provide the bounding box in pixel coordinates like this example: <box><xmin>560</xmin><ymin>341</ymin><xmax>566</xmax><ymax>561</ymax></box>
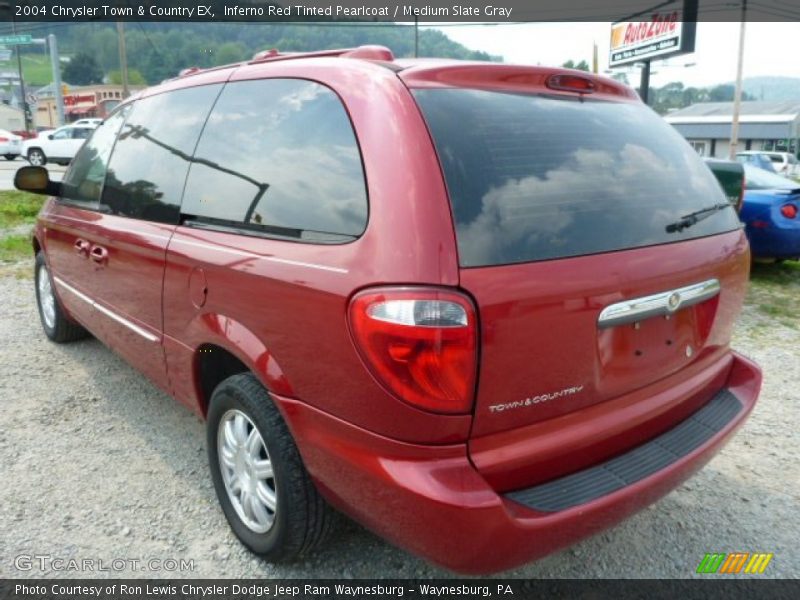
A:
<box><xmin>19</xmin><ymin>46</ymin><xmax>761</xmax><ymax>574</ymax></box>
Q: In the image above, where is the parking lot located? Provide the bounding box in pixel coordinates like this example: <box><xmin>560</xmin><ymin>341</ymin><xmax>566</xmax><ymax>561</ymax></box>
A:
<box><xmin>0</xmin><ymin>255</ymin><xmax>797</xmax><ymax>578</ymax></box>
<box><xmin>0</xmin><ymin>158</ymin><xmax>65</xmax><ymax>191</ymax></box>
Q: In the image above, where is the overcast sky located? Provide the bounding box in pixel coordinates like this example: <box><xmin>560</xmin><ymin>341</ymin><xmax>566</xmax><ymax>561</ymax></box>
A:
<box><xmin>427</xmin><ymin>22</ymin><xmax>800</xmax><ymax>88</ymax></box>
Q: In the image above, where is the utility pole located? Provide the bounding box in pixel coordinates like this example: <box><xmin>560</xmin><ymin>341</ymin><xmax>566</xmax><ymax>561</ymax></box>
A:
<box><xmin>639</xmin><ymin>60</ymin><xmax>651</xmax><ymax>105</ymax></box>
<box><xmin>729</xmin><ymin>1</ymin><xmax>747</xmax><ymax>159</ymax></box>
<box><xmin>414</xmin><ymin>17</ymin><xmax>419</xmax><ymax>58</ymax></box>
<box><xmin>10</xmin><ymin>14</ymin><xmax>32</xmax><ymax>131</ymax></box>
<box><xmin>48</xmin><ymin>34</ymin><xmax>65</xmax><ymax>126</ymax></box>
<box><xmin>116</xmin><ymin>21</ymin><xmax>130</xmax><ymax>98</ymax></box>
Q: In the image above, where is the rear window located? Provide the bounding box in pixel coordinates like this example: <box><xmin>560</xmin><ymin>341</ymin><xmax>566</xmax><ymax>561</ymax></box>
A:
<box><xmin>414</xmin><ymin>89</ymin><xmax>741</xmax><ymax>267</ymax></box>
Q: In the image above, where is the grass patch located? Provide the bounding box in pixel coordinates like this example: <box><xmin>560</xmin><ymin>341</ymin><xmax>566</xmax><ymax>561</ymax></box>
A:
<box><xmin>750</xmin><ymin>260</ymin><xmax>800</xmax><ymax>287</ymax></box>
<box><xmin>0</xmin><ymin>233</ymin><xmax>31</xmax><ymax>262</ymax></box>
<box><xmin>748</xmin><ymin>261</ymin><xmax>800</xmax><ymax>327</ymax></box>
<box><xmin>0</xmin><ymin>190</ymin><xmax>45</xmax><ymax>228</ymax></box>
<box><xmin>0</xmin><ymin>54</ymin><xmax>54</xmax><ymax>87</ymax></box>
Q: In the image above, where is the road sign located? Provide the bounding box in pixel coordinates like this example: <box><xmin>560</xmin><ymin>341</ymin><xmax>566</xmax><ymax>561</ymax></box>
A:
<box><xmin>0</xmin><ymin>34</ymin><xmax>34</xmax><ymax>46</ymax></box>
<box><xmin>26</xmin><ymin>93</ymin><xmax>37</xmax><ymax>105</ymax></box>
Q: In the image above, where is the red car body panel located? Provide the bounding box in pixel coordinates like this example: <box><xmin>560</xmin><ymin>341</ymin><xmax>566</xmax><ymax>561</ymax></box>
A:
<box><xmin>31</xmin><ymin>54</ymin><xmax>762</xmax><ymax>573</ymax></box>
<box><xmin>39</xmin><ymin>201</ymin><xmax>173</xmax><ymax>390</ymax></box>
<box><xmin>463</xmin><ymin>229</ymin><xmax>750</xmax><ymax>439</ymax></box>
<box><xmin>398</xmin><ymin>62</ymin><xmax>640</xmax><ymax>102</ymax></box>
<box><xmin>274</xmin><ymin>352</ymin><xmax>760</xmax><ymax>574</ymax></box>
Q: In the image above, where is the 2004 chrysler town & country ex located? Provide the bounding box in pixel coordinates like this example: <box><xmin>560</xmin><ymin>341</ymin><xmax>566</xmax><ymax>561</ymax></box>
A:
<box><xmin>18</xmin><ymin>45</ymin><xmax>762</xmax><ymax>574</ymax></box>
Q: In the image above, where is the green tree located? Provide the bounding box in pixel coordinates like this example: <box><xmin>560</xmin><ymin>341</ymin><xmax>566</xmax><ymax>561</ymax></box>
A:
<box><xmin>63</xmin><ymin>52</ymin><xmax>103</xmax><ymax>85</ymax></box>
<box><xmin>33</xmin><ymin>22</ymin><xmax>502</xmax><ymax>84</ymax></box>
<box><xmin>108</xmin><ymin>69</ymin><xmax>147</xmax><ymax>85</ymax></box>
<box><xmin>214</xmin><ymin>42</ymin><xmax>247</xmax><ymax>65</ymax></box>
<box><xmin>610</xmin><ymin>72</ymin><xmax>629</xmax><ymax>86</ymax></box>
<box><xmin>709</xmin><ymin>84</ymin><xmax>754</xmax><ymax>102</ymax></box>
<box><xmin>562</xmin><ymin>59</ymin><xmax>590</xmax><ymax>71</ymax></box>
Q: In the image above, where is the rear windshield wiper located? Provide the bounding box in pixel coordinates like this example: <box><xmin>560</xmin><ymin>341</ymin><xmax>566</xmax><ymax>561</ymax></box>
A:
<box><xmin>665</xmin><ymin>203</ymin><xmax>732</xmax><ymax>233</ymax></box>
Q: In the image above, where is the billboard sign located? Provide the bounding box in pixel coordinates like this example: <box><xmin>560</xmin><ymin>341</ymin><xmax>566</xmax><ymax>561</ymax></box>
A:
<box><xmin>609</xmin><ymin>1</ymin><xmax>697</xmax><ymax>67</ymax></box>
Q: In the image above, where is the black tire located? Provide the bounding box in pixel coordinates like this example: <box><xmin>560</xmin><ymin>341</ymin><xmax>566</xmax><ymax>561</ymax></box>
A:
<box><xmin>34</xmin><ymin>252</ymin><xmax>88</xmax><ymax>343</ymax></box>
<box><xmin>27</xmin><ymin>148</ymin><xmax>46</xmax><ymax>166</ymax></box>
<box><xmin>4</xmin><ymin>154</ymin><xmax>16</xmax><ymax>160</ymax></box>
<box><xmin>207</xmin><ymin>373</ymin><xmax>336</xmax><ymax>562</ymax></box>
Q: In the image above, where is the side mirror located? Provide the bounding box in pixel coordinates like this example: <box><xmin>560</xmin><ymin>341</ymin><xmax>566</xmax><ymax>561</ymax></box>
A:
<box><xmin>14</xmin><ymin>166</ymin><xmax>61</xmax><ymax>196</ymax></box>
<box><xmin>48</xmin><ymin>134</ymin><xmax>54</xmax><ymax>140</ymax></box>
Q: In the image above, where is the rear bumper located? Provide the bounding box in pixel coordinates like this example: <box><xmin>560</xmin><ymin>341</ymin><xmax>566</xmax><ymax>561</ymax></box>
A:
<box><xmin>274</xmin><ymin>351</ymin><xmax>761</xmax><ymax>574</ymax></box>
<box><xmin>748</xmin><ymin>226</ymin><xmax>800</xmax><ymax>259</ymax></box>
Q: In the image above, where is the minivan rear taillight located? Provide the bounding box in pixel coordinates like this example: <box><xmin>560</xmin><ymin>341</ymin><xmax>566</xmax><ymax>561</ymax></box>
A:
<box><xmin>348</xmin><ymin>288</ymin><xmax>477</xmax><ymax>414</ymax></box>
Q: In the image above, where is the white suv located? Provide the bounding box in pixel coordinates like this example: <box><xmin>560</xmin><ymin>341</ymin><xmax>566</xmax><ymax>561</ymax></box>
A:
<box><xmin>738</xmin><ymin>151</ymin><xmax>799</xmax><ymax>178</ymax></box>
<box><xmin>22</xmin><ymin>124</ymin><xmax>97</xmax><ymax>166</ymax></box>
<box><xmin>72</xmin><ymin>118</ymin><xmax>103</xmax><ymax>127</ymax></box>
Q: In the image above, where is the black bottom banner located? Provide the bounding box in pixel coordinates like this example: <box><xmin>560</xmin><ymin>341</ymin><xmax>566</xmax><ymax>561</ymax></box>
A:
<box><xmin>2</xmin><ymin>579</ymin><xmax>799</xmax><ymax>600</ymax></box>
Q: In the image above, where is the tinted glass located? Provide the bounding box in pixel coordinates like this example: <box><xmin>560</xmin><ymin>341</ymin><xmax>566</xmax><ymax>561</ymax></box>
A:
<box><xmin>181</xmin><ymin>79</ymin><xmax>367</xmax><ymax>241</ymax></box>
<box><xmin>72</xmin><ymin>128</ymin><xmax>93</xmax><ymax>140</ymax></box>
<box><xmin>100</xmin><ymin>84</ymin><xmax>222</xmax><ymax>224</ymax></box>
<box><xmin>414</xmin><ymin>89</ymin><xmax>742</xmax><ymax>267</ymax></box>
<box><xmin>60</xmin><ymin>106</ymin><xmax>130</xmax><ymax>208</ymax></box>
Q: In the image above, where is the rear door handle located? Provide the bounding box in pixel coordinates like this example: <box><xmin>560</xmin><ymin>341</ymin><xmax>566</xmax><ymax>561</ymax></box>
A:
<box><xmin>74</xmin><ymin>239</ymin><xmax>91</xmax><ymax>257</ymax></box>
<box><xmin>90</xmin><ymin>245</ymin><xmax>108</xmax><ymax>265</ymax></box>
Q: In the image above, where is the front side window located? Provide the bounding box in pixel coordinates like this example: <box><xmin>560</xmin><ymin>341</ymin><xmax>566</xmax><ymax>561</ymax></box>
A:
<box><xmin>181</xmin><ymin>78</ymin><xmax>368</xmax><ymax>242</ymax></box>
<box><xmin>52</xmin><ymin>128</ymin><xmax>71</xmax><ymax>140</ymax></box>
<box><xmin>414</xmin><ymin>88</ymin><xmax>741</xmax><ymax>267</ymax></box>
<box><xmin>59</xmin><ymin>106</ymin><xmax>130</xmax><ymax>208</ymax></box>
<box><xmin>99</xmin><ymin>84</ymin><xmax>222</xmax><ymax>224</ymax></box>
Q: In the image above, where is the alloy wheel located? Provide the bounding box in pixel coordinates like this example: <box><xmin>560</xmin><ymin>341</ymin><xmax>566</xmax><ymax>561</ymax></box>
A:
<box><xmin>217</xmin><ymin>409</ymin><xmax>277</xmax><ymax>533</ymax></box>
<box><xmin>37</xmin><ymin>263</ymin><xmax>56</xmax><ymax>329</ymax></box>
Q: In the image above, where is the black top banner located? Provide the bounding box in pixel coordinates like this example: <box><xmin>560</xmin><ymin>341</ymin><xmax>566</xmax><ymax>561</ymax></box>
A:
<box><xmin>0</xmin><ymin>0</ymin><xmax>798</xmax><ymax>23</ymax></box>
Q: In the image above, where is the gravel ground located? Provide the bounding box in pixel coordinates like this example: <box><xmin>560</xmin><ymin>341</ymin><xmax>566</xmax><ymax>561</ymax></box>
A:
<box><xmin>0</xmin><ymin>259</ymin><xmax>797</xmax><ymax>579</ymax></box>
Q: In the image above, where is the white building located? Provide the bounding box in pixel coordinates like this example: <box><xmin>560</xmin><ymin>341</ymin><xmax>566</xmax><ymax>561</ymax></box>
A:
<box><xmin>0</xmin><ymin>103</ymin><xmax>24</xmax><ymax>131</ymax></box>
<box><xmin>664</xmin><ymin>101</ymin><xmax>800</xmax><ymax>159</ymax></box>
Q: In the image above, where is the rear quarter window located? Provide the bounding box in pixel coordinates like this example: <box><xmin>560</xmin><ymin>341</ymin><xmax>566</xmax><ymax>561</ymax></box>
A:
<box><xmin>414</xmin><ymin>89</ymin><xmax>741</xmax><ymax>267</ymax></box>
<box><xmin>180</xmin><ymin>78</ymin><xmax>367</xmax><ymax>242</ymax></box>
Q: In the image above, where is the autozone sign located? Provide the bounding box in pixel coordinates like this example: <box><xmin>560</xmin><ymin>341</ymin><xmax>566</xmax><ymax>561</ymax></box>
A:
<box><xmin>609</xmin><ymin>1</ymin><xmax>697</xmax><ymax>67</ymax></box>
<box><xmin>63</xmin><ymin>94</ymin><xmax>95</xmax><ymax>106</ymax></box>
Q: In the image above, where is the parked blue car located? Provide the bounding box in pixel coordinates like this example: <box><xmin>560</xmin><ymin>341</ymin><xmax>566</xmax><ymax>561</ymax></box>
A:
<box><xmin>740</xmin><ymin>164</ymin><xmax>800</xmax><ymax>260</ymax></box>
